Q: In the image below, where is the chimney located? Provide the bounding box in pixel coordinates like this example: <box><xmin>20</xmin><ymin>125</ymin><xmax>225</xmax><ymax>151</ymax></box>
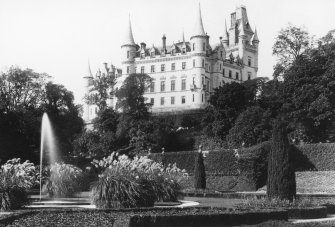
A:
<box><xmin>162</xmin><ymin>34</ymin><xmax>166</xmax><ymax>53</ymax></box>
<box><xmin>140</xmin><ymin>42</ymin><xmax>146</xmax><ymax>49</ymax></box>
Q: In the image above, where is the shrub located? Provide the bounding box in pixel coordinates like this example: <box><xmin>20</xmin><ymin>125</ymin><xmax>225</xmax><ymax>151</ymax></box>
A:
<box><xmin>267</xmin><ymin>119</ymin><xmax>296</xmax><ymax>201</ymax></box>
<box><xmin>0</xmin><ymin>158</ymin><xmax>37</xmax><ymax>211</ymax></box>
<box><xmin>91</xmin><ymin>154</ymin><xmax>187</xmax><ymax>208</ymax></box>
<box><xmin>194</xmin><ymin>152</ymin><xmax>206</xmax><ymax>189</ymax></box>
<box><xmin>44</xmin><ymin>163</ymin><xmax>84</xmax><ymax>198</ymax></box>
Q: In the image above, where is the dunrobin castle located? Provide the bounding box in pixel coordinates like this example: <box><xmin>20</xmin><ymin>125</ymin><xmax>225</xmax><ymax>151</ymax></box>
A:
<box><xmin>83</xmin><ymin>5</ymin><xmax>259</xmax><ymax>124</ymax></box>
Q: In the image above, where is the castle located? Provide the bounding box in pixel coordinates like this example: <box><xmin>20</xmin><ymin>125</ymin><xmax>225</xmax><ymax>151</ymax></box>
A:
<box><xmin>83</xmin><ymin>5</ymin><xmax>259</xmax><ymax>124</ymax></box>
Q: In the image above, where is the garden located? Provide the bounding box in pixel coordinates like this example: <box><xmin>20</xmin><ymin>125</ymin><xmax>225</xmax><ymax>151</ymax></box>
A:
<box><xmin>0</xmin><ymin>25</ymin><xmax>335</xmax><ymax>227</ymax></box>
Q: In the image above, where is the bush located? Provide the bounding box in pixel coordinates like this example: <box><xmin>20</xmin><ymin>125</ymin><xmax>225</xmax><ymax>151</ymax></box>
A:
<box><xmin>0</xmin><ymin>158</ymin><xmax>37</xmax><ymax>211</ymax></box>
<box><xmin>91</xmin><ymin>154</ymin><xmax>187</xmax><ymax>208</ymax></box>
<box><xmin>44</xmin><ymin>163</ymin><xmax>84</xmax><ymax>198</ymax></box>
<box><xmin>267</xmin><ymin>120</ymin><xmax>296</xmax><ymax>201</ymax></box>
<box><xmin>194</xmin><ymin>152</ymin><xmax>206</xmax><ymax>189</ymax></box>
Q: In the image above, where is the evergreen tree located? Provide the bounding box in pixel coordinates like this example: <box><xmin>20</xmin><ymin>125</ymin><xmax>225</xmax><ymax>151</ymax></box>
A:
<box><xmin>194</xmin><ymin>147</ymin><xmax>206</xmax><ymax>189</ymax></box>
<box><xmin>267</xmin><ymin>119</ymin><xmax>296</xmax><ymax>201</ymax></box>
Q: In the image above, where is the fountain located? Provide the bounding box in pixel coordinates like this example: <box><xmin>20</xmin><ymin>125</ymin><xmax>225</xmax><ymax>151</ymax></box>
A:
<box><xmin>39</xmin><ymin>113</ymin><xmax>57</xmax><ymax>201</ymax></box>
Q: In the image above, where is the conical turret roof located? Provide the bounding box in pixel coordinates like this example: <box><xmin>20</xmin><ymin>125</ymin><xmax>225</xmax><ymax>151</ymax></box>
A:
<box><xmin>122</xmin><ymin>15</ymin><xmax>136</xmax><ymax>46</ymax></box>
<box><xmin>87</xmin><ymin>60</ymin><xmax>93</xmax><ymax>77</ymax></box>
<box><xmin>253</xmin><ymin>27</ymin><xmax>259</xmax><ymax>42</ymax></box>
<box><xmin>192</xmin><ymin>3</ymin><xmax>206</xmax><ymax>37</ymax></box>
<box><xmin>222</xmin><ymin>19</ymin><xmax>229</xmax><ymax>41</ymax></box>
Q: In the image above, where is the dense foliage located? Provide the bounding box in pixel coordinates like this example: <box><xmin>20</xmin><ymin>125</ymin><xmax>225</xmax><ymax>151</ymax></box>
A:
<box><xmin>91</xmin><ymin>153</ymin><xmax>187</xmax><ymax>208</ymax></box>
<box><xmin>43</xmin><ymin>162</ymin><xmax>84</xmax><ymax>198</ymax></box>
<box><xmin>0</xmin><ymin>158</ymin><xmax>37</xmax><ymax>211</ymax></box>
<box><xmin>267</xmin><ymin>120</ymin><xmax>296</xmax><ymax>201</ymax></box>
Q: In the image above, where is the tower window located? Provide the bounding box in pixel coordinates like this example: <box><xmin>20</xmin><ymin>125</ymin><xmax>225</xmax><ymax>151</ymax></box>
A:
<box><xmin>151</xmin><ymin>65</ymin><xmax>155</xmax><ymax>73</ymax></box>
<box><xmin>160</xmin><ymin>81</ymin><xmax>165</xmax><ymax>92</ymax></box>
<box><xmin>171</xmin><ymin>80</ymin><xmax>175</xmax><ymax>91</ymax></box>
<box><xmin>127</xmin><ymin>51</ymin><xmax>130</xmax><ymax>59</ymax></box>
<box><xmin>202</xmin><ymin>43</ymin><xmax>205</xmax><ymax>51</ymax></box>
<box><xmin>160</xmin><ymin>97</ymin><xmax>165</xmax><ymax>105</ymax></box>
<box><xmin>181</xmin><ymin>96</ymin><xmax>186</xmax><ymax>104</ymax></box>
<box><xmin>202</xmin><ymin>59</ymin><xmax>205</xmax><ymax>68</ymax></box>
<box><xmin>248</xmin><ymin>57</ymin><xmax>252</xmax><ymax>67</ymax></box>
<box><xmin>141</xmin><ymin>66</ymin><xmax>145</xmax><ymax>74</ymax></box>
<box><xmin>171</xmin><ymin>63</ymin><xmax>175</xmax><ymax>70</ymax></box>
<box><xmin>229</xmin><ymin>70</ymin><xmax>232</xmax><ymax>78</ymax></box>
<box><xmin>193</xmin><ymin>59</ymin><xmax>195</xmax><ymax>67</ymax></box>
<box><xmin>193</xmin><ymin>43</ymin><xmax>195</xmax><ymax>51</ymax></box>
<box><xmin>236</xmin><ymin>72</ymin><xmax>239</xmax><ymax>80</ymax></box>
<box><xmin>182</xmin><ymin>62</ymin><xmax>186</xmax><ymax>69</ymax></box>
<box><xmin>219</xmin><ymin>64</ymin><xmax>222</xmax><ymax>71</ymax></box>
<box><xmin>150</xmin><ymin>98</ymin><xmax>154</xmax><ymax>105</ymax></box>
<box><xmin>181</xmin><ymin>79</ymin><xmax>186</xmax><ymax>90</ymax></box>
<box><xmin>161</xmin><ymin>64</ymin><xmax>165</xmax><ymax>72</ymax></box>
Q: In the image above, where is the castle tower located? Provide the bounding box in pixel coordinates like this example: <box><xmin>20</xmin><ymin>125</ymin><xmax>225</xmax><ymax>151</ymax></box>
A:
<box><xmin>252</xmin><ymin>27</ymin><xmax>260</xmax><ymax>69</ymax></box>
<box><xmin>121</xmin><ymin>16</ymin><xmax>137</xmax><ymax>76</ymax></box>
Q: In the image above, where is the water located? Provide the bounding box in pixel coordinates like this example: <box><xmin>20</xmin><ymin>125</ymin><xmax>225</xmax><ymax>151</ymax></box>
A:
<box><xmin>40</xmin><ymin>113</ymin><xmax>57</xmax><ymax>200</ymax></box>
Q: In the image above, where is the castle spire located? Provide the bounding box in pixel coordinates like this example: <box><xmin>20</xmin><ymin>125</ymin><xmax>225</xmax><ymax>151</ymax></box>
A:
<box><xmin>253</xmin><ymin>27</ymin><xmax>259</xmax><ymax>42</ymax></box>
<box><xmin>122</xmin><ymin>15</ymin><xmax>136</xmax><ymax>46</ymax></box>
<box><xmin>239</xmin><ymin>19</ymin><xmax>245</xmax><ymax>37</ymax></box>
<box><xmin>222</xmin><ymin>19</ymin><xmax>229</xmax><ymax>42</ymax></box>
<box><xmin>87</xmin><ymin>59</ymin><xmax>93</xmax><ymax>77</ymax></box>
<box><xmin>192</xmin><ymin>3</ymin><xmax>206</xmax><ymax>37</ymax></box>
<box><xmin>182</xmin><ymin>30</ymin><xmax>185</xmax><ymax>43</ymax></box>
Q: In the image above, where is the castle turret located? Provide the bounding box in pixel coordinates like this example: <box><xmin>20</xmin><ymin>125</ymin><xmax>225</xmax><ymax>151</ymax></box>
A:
<box><xmin>252</xmin><ymin>27</ymin><xmax>259</xmax><ymax>47</ymax></box>
<box><xmin>191</xmin><ymin>3</ymin><xmax>208</xmax><ymax>54</ymax></box>
<box><xmin>238</xmin><ymin>18</ymin><xmax>247</xmax><ymax>61</ymax></box>
<box><xmin>121</xmin><ymin>16</ymin><xmax>137</xmax><ymax>76</ymax></box>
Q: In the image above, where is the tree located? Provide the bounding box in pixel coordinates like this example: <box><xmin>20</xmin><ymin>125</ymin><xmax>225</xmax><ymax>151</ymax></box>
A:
<box><xmin>85</xmin><ymin>68</ymin><xmax>116</xmax><ymax>111</ymax></box>
<box><xmin>194</xmin><ymin>147</ymin><xmax>206</xmax><ymax>189</ymax></box>
<box><xmin>92</xmin><ymin>107</ymin><xmax>119</xmax><ymax>133</ymax></box>
<box><xmin>267</xmin><ymin>119</ymin><xmax>296</xmax><ymax>201</ymax></box>
<box><xmin>272</xmin><ymin>24</ymin><xmax>311</xmax><ymax>78</ymax></box>
<box><xmin>227</xmin><ymin>106</ymin><xmax>272</xmax><ymax>148</ymax></box>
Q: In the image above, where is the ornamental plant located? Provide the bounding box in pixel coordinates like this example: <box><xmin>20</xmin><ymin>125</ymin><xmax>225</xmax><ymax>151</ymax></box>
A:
<box><xmin>44</xmin><ymin>162</ymin><xmax>84</xmax><ymax>198</ymax></box>
<box><xmin>91</xmin><ymin>153</ymin><xmax>188</xmax><ymax>208</ymax></box>
<box><xmin>0</xmin><ymin>158</ymin><xmax>38</xmax><ymax>211</ymax></box>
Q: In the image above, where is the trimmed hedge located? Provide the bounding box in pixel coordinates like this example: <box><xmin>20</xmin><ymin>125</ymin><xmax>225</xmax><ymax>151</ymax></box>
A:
<box><xmin>287</xmin><ymin>206</ymin><xmax>327</xmax><ymax>219</ymax></box>
<box><xmin>128</xmin><ymin>209</ymin><xmax>288</xmax><ymax>227</ymax></box>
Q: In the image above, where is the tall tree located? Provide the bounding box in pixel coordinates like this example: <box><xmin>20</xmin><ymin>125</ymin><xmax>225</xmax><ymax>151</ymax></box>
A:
<box><xmin>272</xmin><ymin>24</ymin><xmax>311</xmax><ymax>78</ymax></box>
<box><xmin>267</xmin><ymin>119</ymin><xmax>296</xmax><ymax>201</ymax></box>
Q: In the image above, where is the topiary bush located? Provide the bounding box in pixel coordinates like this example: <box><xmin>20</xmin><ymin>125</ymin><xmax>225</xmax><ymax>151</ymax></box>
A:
<box><xmin>91</xmin><ymin>154</ymin><xmax>188</xmax><ymax>208</ymax></box>
<box><xmin>267</xmin><ymin>119</ymin><xmax>296</xmax><ymax>201</ymax></box>
<box><xmin>44</xmin><ymin>162</ymin><xmax>84</xmax><ymax>198</ymax></box>
<box><xmin>194</xmin><ymin>151</ymin><xmax>206</xmax><ymax>189</ymax></box>
<box><xmin>0</xmin><ymin>158</ymin><xmax>37</xmax><ymax>211</ymax></box>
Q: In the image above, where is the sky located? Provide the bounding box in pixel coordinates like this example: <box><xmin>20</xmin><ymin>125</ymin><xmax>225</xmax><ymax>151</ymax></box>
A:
<box><xmin>0</xmin><ymin>0</ymin><xmax>334</xmax><ymax>104</ymax></box>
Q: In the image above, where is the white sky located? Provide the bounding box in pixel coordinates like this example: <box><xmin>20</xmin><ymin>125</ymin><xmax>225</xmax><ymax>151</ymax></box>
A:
<box><xmin>0</xmin><ymin>0</ymin><xmax>334</xmax><ymax>104</ymax></box>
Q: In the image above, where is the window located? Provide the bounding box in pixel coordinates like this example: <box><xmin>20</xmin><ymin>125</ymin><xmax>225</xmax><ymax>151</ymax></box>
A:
<box><xmin>171</xmin><ymin>63</ymin><xmax>175</xmax><ymax>71</ymax></box>
<box><xmin>205</xmin><ymin>63</ymin><xmax>208</xmax><ymax>71</ymax></box>
<box><xmin>223</xmin><ymin>68</ymin><xmax>225</xmax><ymax>76</ymax></box>
<box><xmin>182</xmin><ymin>62</ymin><xmax>186</xmax><ymax>70</ymax></box>
<box><xmin>207</xmin><ymin>80</ymin><xmax>210</xmax><ymax>91</ymax></box>
<box><xmin>192</xmin><ymin>94</ymin><xmax>195</xmax><ymax>102</ymax></box>
<box><xmin>192</xmin><ymin>43</ymin><xmax>195</xmax><ymax>51</ymax></box>
<box><xmin>127</xmin><ymin>51</ymin><xmax>130</xmax><ymax>59</ymax></box>
<box><xmin>141</xmin><ymin>66</ymin><xmax>145</xmax><ymax>74</ymax></box>
<box><xmin>236</xmin><ymin>72</ymin><xmax>239</xmax><ymax>80</ymax></box>
<box><xmin>219</xmin><ymin>64</ymin><xmax>222</xmax><ymax>71</ymax></box>
<box><xmin>181</xmin><ymin>96</ymin><xmax>186</xmax><ymax>104</ymax></box>
<box><xmin>248</xmin><ymin>57</ymin><xmax>252</xmax><ymax>67</ymax></box>
<box><xmin>151</xmin><ymin>52</ymin><xmax>155</xmax><ymax>58</ymax></box>
<box><xmin>220</xmin><ymin>51</ymin><xmax>223</xmax><ymax>58</ymax></box>
<box><xmin>182</xmin><ymin>48</ymin><xmax>186</xmax><ymax>54</ymax></box>
<box><xmin>229</xmin><ymin>70</ymin><xmax>232</xmax><ymax>78</ymax></box>
<box><xmin>202</xmin><ymin>77</ymin><xmax>204</xmax><ymax>85</ymax></box>
<box><xmin>127</xmin><ymin>66</ymin><xmax>130</xmax><ymax>74</ymax></box>
<box><xmin>161</xmin><ymin>64</ymin><xmax>165</xmax><ymax>72</ymax></box>
<box><xmin>202</xmin><ymin>59</ymin><xmax>205</xmax><ymax>68</ymax></box>
<box><xmin>150</xmin><ymin>98</ymin><xmax>154</xmax><ymax>105</ymax></box>
<box><xmin>202</xmin><ymin>94</ymin><xmax>204</xmax><ymax>102</ymax></box>
<box><xmin>248</xmin><ymin>72</ymin><xmax>251</xmax><ymax>80</ymax></box>
<box><xmin>181</xmin><ymin>79</ymin><xmax>186</xmax><ymax>90</ymax></box>
<box><xmin>150</xmin><ymin>82</ymin><xmax>155</xmax><ymax>92</ymax></box>
<box><xmin>151</xmin><ymin>65</ymin><xmax>155</xmax><ymax>73</ymax></box>
<box><xmin>160</xmin><ymin>81</ymin><xmax>165</xmax><ymax>91</ymax></box>
<box><xmin>171</xmin><ymin>96</ymin><xmax>175</xmax><ymax>105</ymax></box>
<box><xmin>171</xmin><ymin>80</ymin><xmax>175</xmax><ymax>91</ymax></box>
<box><xmin>160</xmin><ymin>97</ymin><xmax>164</xmax><ymax>105</ymax></box>
<box><xmin>202</xmin><ymin>43</ymin><xmax>205</xmax><ymax>51</ymax></box>
<box><xmin>134</xmin><ymin>67</ymin><xmax>137</xmax><ymax>73</ymax></box>
<box><xmin>193</xmin><ymin>59</ymin><xmax>195</xmax><ymax>67</ymax></box>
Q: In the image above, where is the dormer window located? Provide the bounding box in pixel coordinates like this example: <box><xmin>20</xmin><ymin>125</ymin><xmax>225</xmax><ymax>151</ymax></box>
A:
<box><xmin>151</xmin><ymin>52</ymin><xmax>155</xmax><ymax>58</ymax></box>
<box><xmin>171</xmin><ymin>49</ymin><xmax>175</xmax><ymax>55</ymax></box>
<box><xmin>182</xmin><ymin>48</ymin><xmax>186</xmax><ymax>54</ymax></box>
<box><xmin>141</xmin><ymin>53</ymin><xmax>145</xmax><ymax>59</ymax></box>
<box><xmin>193</xmin><ymin>43</ymin><xmax>195</xmax><ymax>51</ymax></box>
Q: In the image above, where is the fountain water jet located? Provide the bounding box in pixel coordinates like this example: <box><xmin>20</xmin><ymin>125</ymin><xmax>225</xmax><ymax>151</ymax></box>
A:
<box><xmin>40</xmin><ymin>113</ymin><xmax>57</xmax><ymax>201</ymax></box>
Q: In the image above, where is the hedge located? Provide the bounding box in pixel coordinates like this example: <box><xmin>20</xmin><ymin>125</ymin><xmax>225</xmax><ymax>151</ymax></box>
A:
<box><xmin>128</xmin><ymin>209</ymin><xmax>288</xmax><ymax>227</ymax></box>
